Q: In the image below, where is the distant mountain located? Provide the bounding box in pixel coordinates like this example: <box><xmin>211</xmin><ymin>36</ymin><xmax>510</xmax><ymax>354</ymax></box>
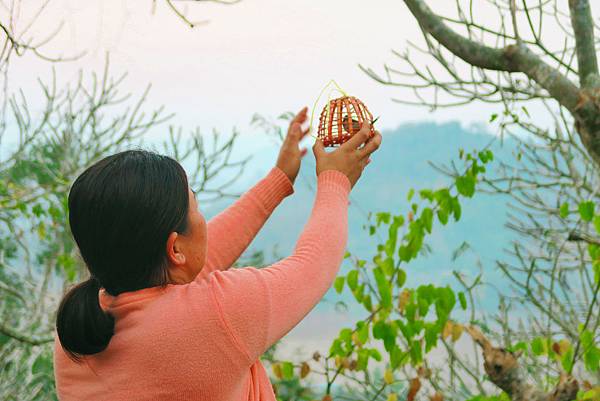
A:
<box><xmin>204</xmin><ymin>121</ymin><xmax>518</xmax><ymax>314</ymax></box>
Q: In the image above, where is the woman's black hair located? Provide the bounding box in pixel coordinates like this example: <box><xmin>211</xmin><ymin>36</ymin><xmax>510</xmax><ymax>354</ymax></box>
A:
<box><xmin>56</xmin><ymin>150</ymin><xmax>190</xmax><ymax>361</ymax></box>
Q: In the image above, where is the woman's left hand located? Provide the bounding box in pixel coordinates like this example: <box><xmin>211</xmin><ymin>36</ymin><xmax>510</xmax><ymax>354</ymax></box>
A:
<box><xmin>276</xmin><ymin>107</ymin><xmax>310</xmax><ymax>185</ymax></box>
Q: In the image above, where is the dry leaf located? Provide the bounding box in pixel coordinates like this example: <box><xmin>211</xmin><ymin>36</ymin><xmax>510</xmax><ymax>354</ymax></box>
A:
<box><xmin>429</xmin><ymin>393</ymin><xmax>444</xmax><ymax>401</ymax></box>
<box><xmin>398</xmin><ymin>289</ymin><xmax>411</xmax><ymax>313</ymax></box>
<box><xmin>553</xmin><ymin>339</ymin><xmax>570</xmax><ymax>356</ymax></box>
<box><xmin>352</xmin><ymin>332</ymin><xmax>363</xmax><ymax>347</ymax></box>
<box><xmin>442</xmin><ymin>321</ymin><xmax>453</xmax><ymax>339</ymax></box>
<box><xmin>417</xmin><ymin>365</ymin><xmax>431</xmax><ymax>379</ymax></box>
<box><xmin>300</xmin><ymin>362</ymin><xmax>310</xmax><ymax>378</ymax></box>
<box><xmin>272</xmin><ymin>363</ymin><xmax>283</xmax><ymax>379</ymax></box>
<box><xmin>451</xmin><ymin>323</ymin><xmax>464</xmax><ymax>342</ymax></box>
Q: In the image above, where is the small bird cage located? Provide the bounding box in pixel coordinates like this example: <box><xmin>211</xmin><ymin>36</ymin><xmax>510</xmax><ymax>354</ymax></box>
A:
<box><xmin>317</xmin><ymin>96</ymin><xmax>376</xmax><ymax>147</ymax></box>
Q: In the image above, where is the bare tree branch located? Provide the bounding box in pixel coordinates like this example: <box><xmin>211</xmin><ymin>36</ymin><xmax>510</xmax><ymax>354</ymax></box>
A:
<box><xmin>402</xmin><ymin>0</ymin><xmax>581</xmax><ymax>113</ymax></box>
<box><xmin>0</xmin><ymin>322</ymin><xmax>53</xmax><ymax>346</ymax></box>
<box><xmin>567</xmin><ymin>0</ymin><xmax>600</xmax><ymax>87</ymax></box>
<box><xmin>403</xmin><ymin>0</ymin><xmax>515</xmax><ymax>72</ymax></box>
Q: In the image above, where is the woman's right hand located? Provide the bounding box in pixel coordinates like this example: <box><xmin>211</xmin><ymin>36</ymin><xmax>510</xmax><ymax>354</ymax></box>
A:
<box><xmin>312</xmin><ymin>122</ymin><xmax>382</xmax><ymax>188</ymax></box>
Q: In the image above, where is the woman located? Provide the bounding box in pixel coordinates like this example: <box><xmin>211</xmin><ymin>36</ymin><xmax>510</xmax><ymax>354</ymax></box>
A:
<box><xmin>54</xmin><ymin>107</ymin><xmax>382</xmax><ymax>400</ymax></box>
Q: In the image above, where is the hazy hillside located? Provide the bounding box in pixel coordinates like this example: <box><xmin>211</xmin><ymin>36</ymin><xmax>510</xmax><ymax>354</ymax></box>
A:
<box><xmin>204</xmin><ymin>121</ymin><xmax>518</xmax><ymax>314</ymax></box>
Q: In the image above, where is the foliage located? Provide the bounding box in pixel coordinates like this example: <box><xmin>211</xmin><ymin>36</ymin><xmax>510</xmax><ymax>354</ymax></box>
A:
<box><xmin>0</xmin><ymin>62</ymin><xmax>247</xmax><ymax>399</ymax></box>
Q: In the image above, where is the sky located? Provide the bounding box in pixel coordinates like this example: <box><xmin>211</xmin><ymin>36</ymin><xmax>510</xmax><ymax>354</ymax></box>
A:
<box><xmin>9</xmin><ymin>0</ymin><xmax>529</xmax><ymax>140</ymax></box>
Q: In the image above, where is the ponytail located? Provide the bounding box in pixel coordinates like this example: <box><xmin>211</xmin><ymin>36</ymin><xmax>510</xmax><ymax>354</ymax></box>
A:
<box><xmin>57</xmin><ymin>150</ymin><xmax>191</xmax><ymax>361</ymax></box>
<box><xmin>56</xmin><ymin>278</ymin><xmax>115</xmax><ymax>362</ymax></box>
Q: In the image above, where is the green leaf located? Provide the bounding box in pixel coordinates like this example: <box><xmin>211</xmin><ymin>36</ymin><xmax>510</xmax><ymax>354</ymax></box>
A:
<box><xmin>329</xmin><ymin>338</ymin><xmax>343</xmax><ymax>356</ymax></box>
<box><xmin>559</xmin><ymin>202</ymin><xmax>569</xmax><ymax>219</ymax></box>
<box><xmin>369</xmin><ymin>348</ymin><xmax>382</xmax><ymax>361</ymax></box>
<box><xmin>456</xmin><ymin>175</ymin><xmax>476</xmax><ymax>198</ymax></box>
<box><xmin>363</xmin><ymin>294</ymin><xmax>373</xmax><ymax>311</ymax></box>
<box><xmin>390</xmin><ymin>345</ymin><xmax>405</xmax><ymax>369</ymax></box>
<box><xmin>437</xmin><ymin>208</ymin><xmax>449</xmax><ymax>225</ymax></box>
<box><xmin>385</xmin><ymin>219</ymin><xmax>400</xmax><ymax>257</ymax></box>
<box><xmin>32</xmin><ymin>204</ymin><xmax>44</xmax><ymax>218</ymax></box>
<box><xmin>281</xmin><ymin>361</ymin><xmax>294</xmax><ymax>380</ymax></box>
<box><xmin>374</xmin><ymin>267</ymin><xmax>392</xmax><ymax>308</ymax></box>
<box><xmin>409</xmin><ymin>340</ymin><xmax>422</xmax><ymax>364</ymax></box>
<box><xmin>396</xmin><ymin>269</ymin><xmax>407</xmax><ymax>288</ymax></box>
<box><xmin>451</xmin><ymin>197</ymin><xmax>462</xmax><ymax>221</ymax></box>
<box><xmin>347</xmin><ymin>270</ymin><xmax>359</xmax><ymax>291</ymax></box>
<box><xmin>594</xmin><ymin>215</ymin><xmax>600</xmax><ymax>234</ymax></box>
<box><xmin>357</xmin><ymin>348</ymin><xmax>370</xmax><ymax>370</ymax></box>
<box><xmin>357</xmin><ymin>321</ymin><xmax>369</xmax><ymax>344</ymax></box>
<box><xmin>579</xmin><ymin>201</ymin><xmax>595</xmax><ymax>222</ymax></box>
<box><xmin>407</xmin><ymin>189</ymin><xmax>415</xmax><ymax>201</ymax></box>
<box><xmin>381</xmin><ymin>257</ymin><xmax>395</xmax><ymax>276</ymax></box>
<box><xmin>458</xmin><ymin>292</ymin><xmax>467</xmax><ymax>310</ymax></box>
<box><xmin>489</xmin><ymin>113</ymin><xmax>498</xmax><ymax>122</ymax></box>
<box><xmin>376</xmin><ymin>212</ymin><xmax>391</xmax><ymax>226</ymax></box>
<box><xmin>32</xmin><ymin>353</ymin><xmax>52</xmax><ymax>375</ymax></box>
<box><xmin>421</xmin><ymin>207</ymin><xmax>433</xmax><ymax>233</ymax></box>
<box><xmin>373</xmin><ymin>321</ymin><xmax>386</xmax><ymax>339</ymax></box>
<box><xmin>561</xmin><ymin>346</ymin><xmax>574</xmax><ymax>372</ymax></box>
<box><xmin>333</xmin><ymin>276</ymin><xmax>345</xmax><ymax>294</ymax></box>
<box><xmin>419</xmin><ymin>189</ymin><xmax>434</xmax><ymax>201</ymax></box>
<box><xmin>531</xmin><ymin>337</ymin><xmax>546</xmax><ymax>356</ymax></box>
<box><xmin>588</xmin><ymin>244</ymin><xmax>600</xmax><ymax>260</ymax></box>
<box><xmin>581</xmin><ymin>330</ymin><xmax>600</xmax><ymax>372</ymax></box>
<box><xmin>398</xmin><ymin>245</ymin><xmax>411</xmax><ymax>262</ymax></box>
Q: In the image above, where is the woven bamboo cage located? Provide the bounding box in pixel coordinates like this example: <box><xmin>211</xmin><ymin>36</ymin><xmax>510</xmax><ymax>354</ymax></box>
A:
<box><xmin>317</xmin><ymin>96</ymin><xmax>375</xmax><ymax>147</ymax></box>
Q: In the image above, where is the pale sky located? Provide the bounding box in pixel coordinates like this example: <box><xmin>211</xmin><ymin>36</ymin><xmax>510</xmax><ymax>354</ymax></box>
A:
<box><xmin>9</xmin><ymin>0</ymin><xmax>532</xmax><ymax>139</ymax></box>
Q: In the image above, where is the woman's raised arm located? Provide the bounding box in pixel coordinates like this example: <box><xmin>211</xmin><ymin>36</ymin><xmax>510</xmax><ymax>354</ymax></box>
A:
<box><xmin>202</xmin><ymin>167</ymin><xmax>294</xmax><ymax>273</ymax></box>
<box><xmin>202</xmin><ymin>107</ymin><xmax>312</xmax><ymax>274</ymax></box>
<box><xmin>208</xmin><ymin>169</ymin><xmax>351</xmax><ymax>363</ymax></box>
<box><xmin>208</xmin><ymin>124</ymin><xmax>382</xmax><ymax>364</ymax></box>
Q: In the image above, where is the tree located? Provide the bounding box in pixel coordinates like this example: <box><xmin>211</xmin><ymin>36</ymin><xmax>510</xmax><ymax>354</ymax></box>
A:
<box><xmin>0</xmin><ymin>60</ymin><xmax>249</xmax><ymax>399</ymax></box>
<box><xmin>0</xmin><ymin>2</ymin><xmax>246</xmax><ymax>398</ymax></box>
<box><xmin>290</xmin><ymin>1</ymin><xmax>599</xmax><ymax>400</ymax></box>
<box><xmin>265</xmin><ymin>2</ymin><xmax>600</xmax><ymax>401</ymax></box>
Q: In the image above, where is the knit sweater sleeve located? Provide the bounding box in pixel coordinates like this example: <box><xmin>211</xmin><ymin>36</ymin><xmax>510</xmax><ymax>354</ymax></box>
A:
<box><xmin>209</xmin><ymin>170</ymin><xmax>350</xmax><ymax>363</ymax></box>
<box><xmin>202</xmin><ymin>167</ymin><xmax>294</xmax><ymax>274</ymax></box>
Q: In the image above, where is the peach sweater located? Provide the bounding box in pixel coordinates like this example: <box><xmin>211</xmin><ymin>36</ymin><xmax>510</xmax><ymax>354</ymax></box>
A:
<box><xmin>53</xmin><ymin>167</ymin><xmax>350</xmax><ymax>401</ymax></box>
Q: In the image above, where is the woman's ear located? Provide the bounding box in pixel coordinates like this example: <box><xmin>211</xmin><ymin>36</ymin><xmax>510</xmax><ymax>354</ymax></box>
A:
<box><xmin>166</xmin><ymin>231</ymin><xmax>186</xmax><ymax>266</ymax></box>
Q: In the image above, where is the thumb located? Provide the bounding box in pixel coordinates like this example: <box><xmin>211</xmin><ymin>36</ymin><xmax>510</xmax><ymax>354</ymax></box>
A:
<box><xmin>312</xmin><ymin>139</ymin><xmax>325</xmax><ymax>158</ymax></box>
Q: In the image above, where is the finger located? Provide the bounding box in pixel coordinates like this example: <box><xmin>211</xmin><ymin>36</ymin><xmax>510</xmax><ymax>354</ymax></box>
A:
<box><xmin>340</xmin><ymin>121</ymin><xmax>371</xmax><ymax>151</ymax></box>
<box><xmin>312</xmin><ymin>139</ymin><xmax>325</xmax><ymax>158</ymax></box>
<box><xmin>292</xmin><ymin>106</ymin><xmax>309</xmax><ymax>125</ymax></box>
<box><xmin>357</xmin><ymin>131</ymin><xmax>382</xmax><ymax>159</ymax></box>
<box><xmin>299</xmin><ymin>126</ymin><xmax>311</xmax><ymax>140</ymax></box>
